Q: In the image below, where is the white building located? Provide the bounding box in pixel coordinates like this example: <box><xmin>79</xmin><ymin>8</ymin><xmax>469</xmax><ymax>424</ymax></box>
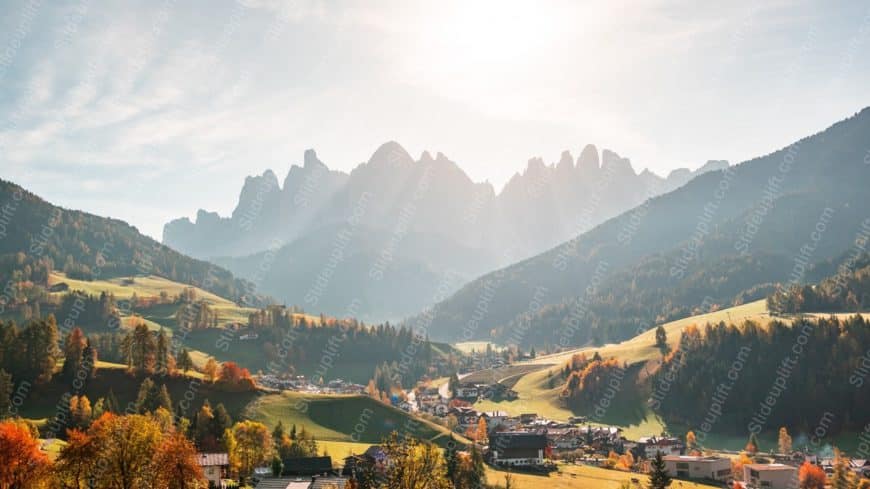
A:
<box><xmin>663</xmin><ymin>455</ymin><xmax>732</xmax><ymax>481</ymax></box>
<box><xmin>743</xmin><ymin>463</ymin><xmax>798</xmax><ymax>489</ymax></box>
<box><xmin>197</xmin><ymin>453</ymin><xmax>229</xmax><ymax>488</ymax></box>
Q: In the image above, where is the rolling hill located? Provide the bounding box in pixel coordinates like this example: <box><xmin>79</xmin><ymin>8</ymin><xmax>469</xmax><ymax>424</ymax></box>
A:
<box><xmin>0</xmin><ymin>177</ymin><xmax>265</xmax><ymax>306</ymax></box>
<box><xmin>249</xmin><ymin>391</ymin><xmax>469</xmax><ymax>449</ymax></box>
<box><xmin>421</xmin><ymin>107</ymin><xmax>870</xmax><ymax>346</ymax></box>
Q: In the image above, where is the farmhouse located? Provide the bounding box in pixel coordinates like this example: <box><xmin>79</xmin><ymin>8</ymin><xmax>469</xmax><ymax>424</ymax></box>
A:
<box><xmin>489</xmin><ymin>432</ymin><xmax>548</xmax><ymax>467</ymax></box>
<box><xmin>743</xmin><ymin>463</ymin><xmax>798</xmax><ymax>489</ymax></box>
<box><xmin>663</xmin><ymin>455</ymin><xmax>732</xmax><ymax>481</ymax></box>
<box><xmin>196</xmin><ymin>453</ymin><xmax>229</xmax><ymax>488</ymax></box>
<box><xmin>637</xmin><ymin>436</ymin><xmax>684</xmax><ymax>458</ymax></box>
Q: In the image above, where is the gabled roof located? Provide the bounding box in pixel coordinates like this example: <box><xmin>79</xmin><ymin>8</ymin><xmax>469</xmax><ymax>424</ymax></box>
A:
<box><xmin>491</xmin><ymin>432</ymin><xmax>548</xmax><ymax>449</ymax></box>
<box><xmin>310</xmin><ymin>476</ymin><xmax>348</xmax><ymax>488</ymax></box>
<box><xmin>281</xmin><ymin>456</ymin><xmax>334</xmax><ymax>476</ymax></box>
<box><xmin>196</xmin><ymin>453</ymin><xmax>229</xmax><ymax>466</ymax></box>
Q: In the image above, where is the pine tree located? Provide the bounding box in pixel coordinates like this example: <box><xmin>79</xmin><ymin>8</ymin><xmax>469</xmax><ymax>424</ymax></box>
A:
<box><xmin>176</xmin><ymin>348</ymin><xmax>194</xmax><ymax>373</ymax></box>
<box><xmin>105</xmin><ymin>388</ymin><xmax>120</xmax><ymax>414</ymax></box>
<box><xmin>445</xmin><ymin>435</ymin><xmax>458</xmax><ymax>484</ymax></box>
<box><xmin>655</xmin><ymin>326</ymin><xmax>668</xmax><ymax>350</ymax></box>
<box><xmin>648</xmin><ymin>452</ymin><xmax>672</xmax><ymax>489</ymax></box>
<box><xmin>272</xmin><ymin>421</ymin><xmax>286</xmax><ymax>446</ymax></box>
<box><xmin>0</xmin><ymin>370</ymin><xmax>12</xmax><ymax>419</ymax></box>
<box><xmin>156</xmin><ymin>329</ymin><xmax>170</xmax><ymax>376</ymax></box>
<box><xmin>156</xmin><ymin>384</ymin><xmax>173</xmax><ymax>412</ymax></box>
<box><xmin>135</xmin><ymin>378</ymin><xmax>156</xmax><ymax>413</ymax></box>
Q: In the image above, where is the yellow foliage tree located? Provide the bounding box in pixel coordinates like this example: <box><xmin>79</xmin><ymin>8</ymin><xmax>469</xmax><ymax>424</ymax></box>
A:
<box><xmin>232</xmin><ymin>420</ymin><xmax>272</xmax><ymax>479</ymax></box>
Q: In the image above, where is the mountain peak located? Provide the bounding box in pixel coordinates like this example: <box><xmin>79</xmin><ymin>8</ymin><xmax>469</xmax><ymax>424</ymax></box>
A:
<box><xmin>303</xmin><ymin>149</ymin><xmax>325</xmax><ymax>169</ymax></box>
<box><xmin>557</xmin><ymin>150</ymin><xmax>574</xmax><ymax>172</ymax></box>
<box><xmin>577</xmin><ymin>144</ymin><xmax>600</xmax><ymax>173</ymax></box>
<box><xmin>601</xmin><ymin>149</ymin><xmax>635</xmax><ymax>176</ymax></box>
<box><xmin>369</xmin><ymin>141</ymin><xmax>414</xmax><ymax>167</ymax></box>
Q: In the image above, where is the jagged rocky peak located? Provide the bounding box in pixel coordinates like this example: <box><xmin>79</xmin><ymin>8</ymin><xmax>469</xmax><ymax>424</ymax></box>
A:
<box><xmin>419</xmin><ymin>150</ymin><xmax>435</xmax><ymax>163</ymax></box>
<box><xmin>303</xmin><ymin>148</ymin><xmax>326</xmax><ymax>169</ymax></box>
<box><xmin>195</xmin><ymin>209</ymin><xmax>223</xmax><ymax>225</ymax></box>
<box><xmin>557</xmin><ymin>150</ymin><xmax>575</xmax><ymax>172</ymax></box>
<box><xmin>368</xmin><ymin>140</ymin><xmax>414</xmax><ymax>167</ymax></box>
<box><xmin>697</xmin><ymin>159</ymin><xmax>729</xmax><ymax>173</ymax></box>
<box><xmin>576</xmin><ymin>144</ymin><xmax>600</xmax><ymax>173</ymax></box>
<box><xmin>601</xmin><ymin>149</ymin><xmax>635</xmax><ymax>175</ymax></box>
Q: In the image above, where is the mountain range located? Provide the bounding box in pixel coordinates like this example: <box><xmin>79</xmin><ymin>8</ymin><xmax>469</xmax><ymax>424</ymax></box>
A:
<box><xmin>420</xmin><ymin>107</ymin><xmax>870</xmax><ymax>346</ymax></box>
<box><xmin>163</xmin><ymin>143</ymin><xmax>727</xmax><ymax>320</ymax></box>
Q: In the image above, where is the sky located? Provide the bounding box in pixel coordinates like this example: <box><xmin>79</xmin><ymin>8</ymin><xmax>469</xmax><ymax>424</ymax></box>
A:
<box><xmin>1</xmin><ymin>0</ymin><xmax>869</xmax><ymax>240</ymax></box>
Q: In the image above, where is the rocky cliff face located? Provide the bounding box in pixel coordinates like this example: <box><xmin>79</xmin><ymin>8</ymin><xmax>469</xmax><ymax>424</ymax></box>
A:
<box><xmin>163</xmin><ymin>142</ymin><xmax>727</xmax><ymax>319</ymax></box>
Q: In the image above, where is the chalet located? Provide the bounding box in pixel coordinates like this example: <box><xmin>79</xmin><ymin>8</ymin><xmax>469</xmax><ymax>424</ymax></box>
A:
<box><xmin>637</xmin><ymin>436</ymin><xmax>684</xmax><ymax>458</ymax></box>
<box><xmin>663</xmin><ymin>455</ymin><xmax>732</xmax><ymax>481</ymax></box>
<box><xmin>342</xmin><ymin>445</ymin><xmax>389</xmax><ymax>479</ymax></box>
<box><xmin>196</xmin><ymin>453</ymin><xmax>229</xmax><ymax>488</ymax></box>
<box><xmin>490</xmin><ymin>432</ymin><xmax>548</xmax><ymax>467</ymax></box>
<box><xmin>448</xmin><ymin>406</ymin><xmax>480</xmax><ymax>429</ymax></box>
<box><xmin>743</xmin><ymin>463</ymin><xmax>798</xmax><ymax>489</ymax></box>
<box><xmin>546</xmin><ymin>428</ymin><xmax>583</xmax><ymax>451</ymax></box>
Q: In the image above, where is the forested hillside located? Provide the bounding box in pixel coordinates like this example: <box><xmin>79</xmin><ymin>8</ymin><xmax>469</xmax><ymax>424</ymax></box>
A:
<box><xmin>652</xmin><ymin>315</ymin><xmax>870</xmax><ymax>435</ymax></box>
<box><xmin>423</xmin><ymin>108</ymin><xmax>870</xmax><ymax>346</ymax></box>
<box><xmin>0</xmin><ymin>178</ymin><xmax>264</xmax><ymax>307</ymax></box>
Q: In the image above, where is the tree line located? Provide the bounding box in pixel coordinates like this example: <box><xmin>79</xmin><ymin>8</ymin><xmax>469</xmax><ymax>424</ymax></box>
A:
<box><xmin>652</xmin><ymin>315</ymin><xmax>870</xmax><ymax>435</ymax></box>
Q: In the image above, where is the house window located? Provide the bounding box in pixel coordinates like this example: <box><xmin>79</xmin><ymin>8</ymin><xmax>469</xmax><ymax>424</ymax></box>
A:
<box><xmin>676</xmin><ymin>463</ymin><xmax>689</xmax><ymax>470</ymax></box>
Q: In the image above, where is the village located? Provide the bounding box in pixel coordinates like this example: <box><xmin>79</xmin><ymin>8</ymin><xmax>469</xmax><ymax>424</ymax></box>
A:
<box><xmin>245</xmin><ymin>368</ymin><xmax>870</xmax><ymax>489</ymax></box>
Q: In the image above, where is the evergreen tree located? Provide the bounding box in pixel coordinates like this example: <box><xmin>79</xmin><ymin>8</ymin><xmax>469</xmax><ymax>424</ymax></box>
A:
<box><xmin>445</xmin><ymin>436</ymin><xmax>458</xmax><ymax>484</ymax></box>
<box><xmin>156</xmin><ymin>384</ymin><xmax>173</xmax><ymax>412</ymax></box>
<box><xmin>156</xmin><ymin>328</ymin><xmax>170</xmax><ymax>375</ymax></box>
<box><xmin>105</xmin><ymin>388</ymin><xmax>120</xmax><ymax>414</ymax></box>
<box><xmin>655</xmin><ymin>326</ymin><xmax>668</xmax><ymax>350</ymax></box>
<box><xmin>61</xmin><ymin>327</ymin><xmax>86</xmax><ymax>380</ymax></box>
<box><xmin>272</xmin><ymin>421</ymin><xmax>286</xmax><ymax>446</ymax></box>
<box><xmin>176</xmin><ymin>348</ymin><xmax>194</xmax><ymax>373</ymax></box>
<box><xmin>0</xmin><ymin>369</ymin><xmax>11</xmax><ymax>418</ymax></box>
<box><xmin>212</xmin><ymin>403</ymin><xmax>233</xmax><ymax>442</ymax></box>
<box><xmin>135</xmin><ymin>378</ymin><xmax>156</xmax><ymax>413</ymax></box>
<box><xmin>271</xmin><ymin>455</ymin><xmax>283</xmax><ymax>477</ymax></box>
<box><xmin>648</xmin><ymin>452</ymin><xmax>672</xmax><ymax>489</ymax></box>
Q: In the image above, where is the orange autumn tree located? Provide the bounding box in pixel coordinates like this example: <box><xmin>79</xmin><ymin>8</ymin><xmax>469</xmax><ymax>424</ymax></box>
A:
<box><xmin>153</xmin><ymin>431</ymin><xmax>207</xmax><ymax>489</ymax></box>
<box><xmin>218</xmin><ymin>361</ymin><xmax>255</xmax><ymax>390</ymax></box>
<box><xmin>798</xmin><ymin>461</ymin><xmax>826</xmax><ymax>489</ymax></box>
<box><xmin>0</xmin><ymin>419</ymin><xmax>51</xmax><ymax>489</ymax></box>
<box><xmin>55</xmin><ymin>429</ymin><xmax>97</xmax><ymax>489</ymax></box>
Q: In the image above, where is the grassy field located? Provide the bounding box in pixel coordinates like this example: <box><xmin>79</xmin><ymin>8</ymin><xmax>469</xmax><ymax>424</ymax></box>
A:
<box><xmin>486</xmin><ymin>463</ymin><xmax>719</xmax><ymax>489</ymax></box>
<box><xmin>473</xmin><ymin>301</ymin><xmax>776</xmax><ymax>440</ymax></box>
<box><xmin>249</xmin><ymin>391</ymin><xmax>469</xmax><ymax>448</ymax></box>
<box><xmin>473</xmin><ymin>300</ymin><xmax>870</xmax><ymax>450</ymax></box>
<box><xmin>529</xmin><ymin>299</ymin><xmax>771</xmax><ymax>367</ymax></box>
<box><xmin>49</xmin><ymin>272</ymin><xmax>236</xmax><ymax>306</ymax></box>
